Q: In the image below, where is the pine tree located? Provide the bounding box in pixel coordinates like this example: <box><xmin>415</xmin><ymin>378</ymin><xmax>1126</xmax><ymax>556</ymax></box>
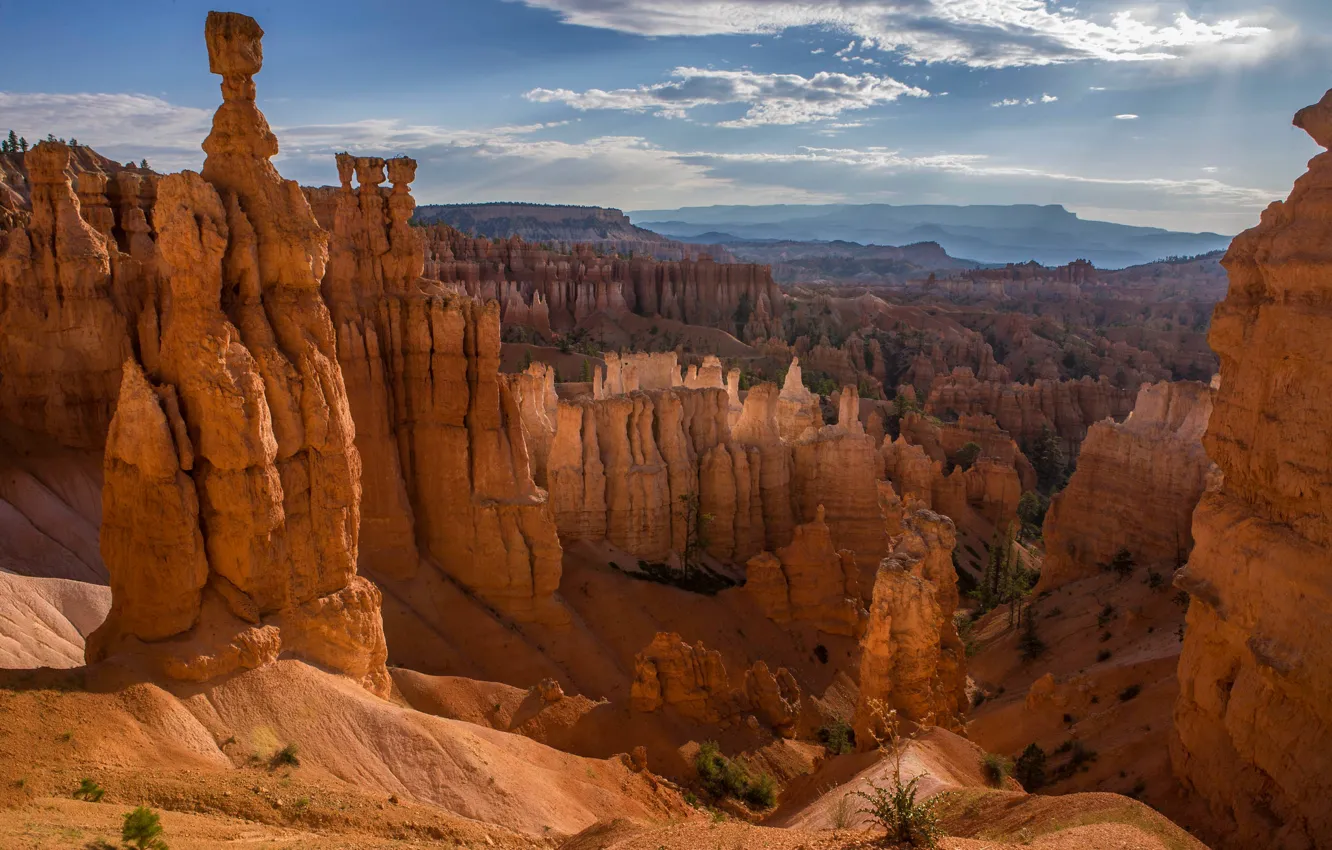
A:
<box><xmin>1029</xmin><ymin>424</ymin><xmax>1065</xmax><ymax>492</ymax></box>
<box><xmin>141</xmin><ymin>158</ymin><xmax>149</xmax><ymax>169</ymax></box>
<box><xmin>5</xmin><ymin>130</ymin><xmax>16</xmax><ymax>153</ymax></box>
<box><xmin>19</xmin><ymin>137</ymin><xmax>28</xmax><ymax>153</ymax></box>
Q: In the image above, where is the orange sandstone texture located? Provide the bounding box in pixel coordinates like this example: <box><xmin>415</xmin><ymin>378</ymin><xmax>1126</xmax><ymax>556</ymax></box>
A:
<box><xmin>1171</xmin><ymin>89</ymin><xmax>1332</xmax><ymax>850</ymax></box>
<box><xmin>85</xmin><ymin>12</ymin><xmax>388</xmax><ymax>697</ymax></box>
<box><xmin>1039</xmin><ymin>380</ymin><xmax>1215</xmax><ymax>592</ymax></box>
<box><xmin>854</xmin><ymin>508</ymin><xmax>967</xmax><ymax>743</ymax></box>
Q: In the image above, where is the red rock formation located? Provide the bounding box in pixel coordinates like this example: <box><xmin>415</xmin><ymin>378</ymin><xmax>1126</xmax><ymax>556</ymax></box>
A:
<box><xmin>853</xmin><ymin>508</ymin><xmax>967</xmax><ymax>742</ymax></box>
<box><xmin>0</xmin><ymin>142</ymin><xmax>132</xmax><ymax>448</ymax></box>
<box><xmin>630</xmin><ymin>631</ymin><xmax>811</xmax><ymax>737</ymax></box>
<box><xmin>1172</xmin><ymin>90</ymin><xmax>1332</xmax><ymax>850</ymax></box>
<box><xmin>745</xmin><ymin>506</ymin><xmax>865</xmax><ymax>637</ymax></box>
<box><xmin>419</xmin><ymin>225</ymin><xmax>781</xmax><ymax>340</ymax></box>
<box><xmin>925</xmin><ymin>368</ymin><xmax>1136</xmax><ymax>454</ymax></box>
<box><xmin>1039</xmin><ymin>380</ymin><xmax>1215</xmax><ymax>591</ymax></box>
<box><xmin>85</xmin><ymin>12</ymin><xmax>388</xmax><ymax>696</ymax></box>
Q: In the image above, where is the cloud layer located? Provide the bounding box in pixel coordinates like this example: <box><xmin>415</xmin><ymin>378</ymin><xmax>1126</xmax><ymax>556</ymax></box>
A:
<box><xmin>526</xmin><ymin>67</ymin><xmax>928</xmax><ymax>127</ymax></box>
<box><xmin>512</xmin><ymin>0</ymin><xmax>1271</xmax><ymax>67</ymax></box>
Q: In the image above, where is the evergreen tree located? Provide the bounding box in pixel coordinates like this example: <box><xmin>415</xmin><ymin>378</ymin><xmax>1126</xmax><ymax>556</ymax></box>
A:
<box><xmin>1014</xmin><ymin>743</ymin><xmax>1047</xmax><ymax>791</ymax></box>
<box><xmin>19</xmin><ymin>137</ymin><xmax>28</xmax><ymax>153</ymax></box>
<box><xmin>141</xmin><ymin>158</ymin><xmax>149</xmax><ymax>169</ymax></box>
<box><xmin>5</xmin><ymin>130</ymin><xmax>16</xmax><ymax>153</ymax></box>
<box><xmin>1029</xmin><ymin>425</ymin><xmax>1065</xmax><ymax>492</ymax></box>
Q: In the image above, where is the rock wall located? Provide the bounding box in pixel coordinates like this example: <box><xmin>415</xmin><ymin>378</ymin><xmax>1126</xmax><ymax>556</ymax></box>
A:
<box><xmin>853</xmin><ymin>508</ymin><xmax>967</xmax><ymax>742</ymax></box>
<box><xmin>745</xmin><ymin>506</ymin><xmax>866</xmax><ymax>637</ymax></box>
<box><xmin>1172</xmin><ymin>91</ymin><xmax>1332</xmax><ymax>850</ymax></box>
<box><xmin>420</xmin><ymin>226</ymin><xmax>783</xmax><ymax>340</ymax></box>
<box><xmin>925</xmin><ymin>368</ymin><xmax>1136</xmax><ymax>454</ymax></box>
<box><xmin>1040</xmin><ymin>380</ymin><xmax>1215</xmax><ymax>591</ymax></box>
<box><xmin>309</xmin><ymin>153</ymin><xmax>564</xmax><ymax>623</ymax></box>
<box><xmin>85</xmin><ymin>12</ymin><xmax>388</xmax><ymax>696</ymax></box>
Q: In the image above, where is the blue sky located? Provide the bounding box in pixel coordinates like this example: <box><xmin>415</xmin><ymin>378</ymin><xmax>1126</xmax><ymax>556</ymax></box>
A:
<box><xmin>2</xmin><ymin>0</ymin><xmax>1330</xmax><ymax>234</ymax></box>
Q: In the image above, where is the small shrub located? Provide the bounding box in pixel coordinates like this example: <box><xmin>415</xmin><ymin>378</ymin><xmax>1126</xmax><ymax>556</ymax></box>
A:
<box><xmin>813</xmin><ymin>644</ymin><xmax>829</xmax><ymax>664</ymax></box>
<box><xmin>1045</xmin><ymin>606</ymin><xmax>1063</xmax><ymax>618</ymax></box>
<box><xmin>818</xmin><ymin>719</ymin><xmax>856</xmax><ymax>755</ymax></box>
<box><xmin>1013</xmin><ymin>743</ymin><xmax>1047</xmax><ymax>791</ymax></box>
<box><xmin>980</xmin><ymin>752</ymin><xmax>1012</xmax><ymax>787</ymax></box>
<box><xmin>1173</xmin><ymin>590</ymin><xmax>1191</xmax><ymax>609</ymax></box>
<box><xmin>1097</xmin><ymin>604</ymin><xmax>1116</xmax><ymax>627</ymax></box>
<box><xmin>1119</xmin><ymin>684</ymin><xmax>1142</xmax><ymax>702</ymax></box>
<box><xmin>1099</xmin><ymin>630</ymin><xmax>1112</xmax><ymax>643</ymax></box>
<box><xmin>1097</xmin><ymin>649</ymin><xmax>1112</xmax><ymax>662</ymax></box>
<box><xmin>683</xmin><ymin>790</ymin><xmax>700</xmax><ymax>808</ymax></box>
<box><xmin>73</xmin><ymin>778</ymin><xmax>105</xmax><ymax>802</ymax></box>
<box><xmin>743</xmin><ymin>773</ymin><xmax>777</xmax><ymax>808</ymax></box>
<box><xmin>1109</xmin><ymin>548</ymin><xmax>1135</xmax><ymax>578</ymax></box>
<box><xmin>854</xmin><ymin>776</ymin><xmax>943</xmax><ymax>848</ymax></box>
<box><xmin>271</xmin><ymin>743</ymin><xmax>300</xmax><ymax>768</ymax></box>
<box><xmin>694</xmin><ymin>742</ymin><xmax>775</xmax><ymax>809</ymax></box>
<box><xmin>1018</xmin><ymin>611</ymin><xmax>1046</xmax><ymax>661</ymax></box>
<box><xmin>1146</xmin><ymin>569</ymin><xmax>1163</xmax><ymax>589</ymax></box>
<box><xmin>121</xmin><ymin>806</ymin><xmax>167</xmax><ymax>850</ymax></box>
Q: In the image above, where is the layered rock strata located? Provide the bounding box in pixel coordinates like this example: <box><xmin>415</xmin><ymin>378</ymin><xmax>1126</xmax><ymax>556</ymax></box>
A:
<box><xmin>1171</xmin><ymin>91</ymin><xmax>1332</xmax><ymax>850</ymax></box>
<box><xmin>1040</xmin><ymin>380</ymin><xmax>1215</xmax><ymax>591</ymax></box>
<box><xmin>86</xmin><ymin>12</ymin><xmax>388</xmax><ymax>696</ymax></box>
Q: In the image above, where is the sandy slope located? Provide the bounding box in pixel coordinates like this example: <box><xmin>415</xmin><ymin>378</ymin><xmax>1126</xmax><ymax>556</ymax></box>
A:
<box><xmin>0</xmin><ymin>571</ymin><xmax>110</xmax><ymax>668</ymax></box>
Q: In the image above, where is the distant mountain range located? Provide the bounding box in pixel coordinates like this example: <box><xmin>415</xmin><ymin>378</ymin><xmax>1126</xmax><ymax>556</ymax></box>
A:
<box><xmin>628</xmin><ymin>203</ymin><xmax>1232</xmax><ymax>268</ymax></box>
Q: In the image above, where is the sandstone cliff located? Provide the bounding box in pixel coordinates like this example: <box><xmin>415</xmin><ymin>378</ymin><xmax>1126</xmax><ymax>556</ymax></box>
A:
<box><xmin>1172</xmin><ymin>90</ymin><xmax>1332</xmax><ymax>850</ymax></box>
<box><xmin>85</xmin><ymin>12</ymin><xmax>388</xmax><ymax>696</ymax></box>
<box><xmin>925</xmin><ymin>368</ymin><xmax>1135</xmax><ymax>454</ymax></box>
<box><xmin>1040</xmin><ymin>380</ymin><xmax>1215</xmax><ymax>591</ymax></box>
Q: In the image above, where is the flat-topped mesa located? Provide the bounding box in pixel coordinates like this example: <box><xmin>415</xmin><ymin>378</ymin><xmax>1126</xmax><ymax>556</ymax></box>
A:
<box><xmin>1039</xmin><ymin>380</ymin><xmax>1216</xmax><ymax>592</ymax></box>
<box><xmin>86</xmin><ymin>12</ymin><xmax>388</xmax><ymax>697</ymax></box>
<box><xmin>1171</xmin><ymin>90</ymin><xmax>1332</xmax><ymax>850</ymax></box>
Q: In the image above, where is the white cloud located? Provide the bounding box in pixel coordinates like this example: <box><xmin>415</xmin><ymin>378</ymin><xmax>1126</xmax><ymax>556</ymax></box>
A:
<box><xmin>512</xmin><ymin>0</ymin><xmax>1273</xmax><ymax>68</ymax></box>
<box><xmin>810</xmin><ymin>47</ymin><xmax>825</xmax><ymax>54</ymax></box>
<box><xmin>1089</xmin><ymin>86</ymin><xmax>1108</xmax><ymax>91</ymax></box>
<box><xmin>525</xmin><ymin>67</ymin><xmax>928</xmax><ymax>127</ymax></box>
<box><xmin>992</xmin><ymin>94</ymin><xmax>1057</xmax><ymax>107</ymax></box>
<box><xmin>1202</xmin><ymin>166</ymin><xmax>1219</xmax><ymax>173</ymax></box>
<box><xmin>1115</xmin><ymin>113</ymin><xmax>1140</xmax><ymax>119</ymax></box>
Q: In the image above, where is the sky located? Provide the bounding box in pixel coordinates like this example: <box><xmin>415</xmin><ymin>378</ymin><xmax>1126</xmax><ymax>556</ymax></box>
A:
<box><xmin>2</xmin><ymin>0</ymin><xmax>1331</xmax><ymax>234</ymax></box>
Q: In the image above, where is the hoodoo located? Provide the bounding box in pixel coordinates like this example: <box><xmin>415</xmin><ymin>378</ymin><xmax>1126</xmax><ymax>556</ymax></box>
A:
<box><xmin>1172</xmin><ymin>88</ymin><xmax>1332</xmax><ymax>848</ymax></box>
<box><xmin>86</xmin><ymin>12</ymin><xmax>389</xmax><ymax>696</ymax></box>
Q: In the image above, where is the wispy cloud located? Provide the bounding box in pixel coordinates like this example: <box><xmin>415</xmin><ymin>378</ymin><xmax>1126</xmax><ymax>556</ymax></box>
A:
<box><xmin>525</xmin><ymin>67</ymin><xmax>928</xmax><ymax>127</ymax></box>
<box><xmin>1115</xmin><ymin>113</ymin><xmax>1140</xmax><ymax>120</ymax></box>
<box><xmin>512</xmin><ymin>0</ymin><xmax>1273</xmax><ymax>68</ymax></box>
<box><xmin>993</xmin><ymin>94</ymin><xmax>1057</xmax><ymax>107</ymax></box>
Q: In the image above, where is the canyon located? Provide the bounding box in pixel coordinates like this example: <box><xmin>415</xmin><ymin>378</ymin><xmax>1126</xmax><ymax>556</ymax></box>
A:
<box><xmin>0</xmin><ymin>10</ymin><xmax>1325</xmax><ymax>850</ymax></box>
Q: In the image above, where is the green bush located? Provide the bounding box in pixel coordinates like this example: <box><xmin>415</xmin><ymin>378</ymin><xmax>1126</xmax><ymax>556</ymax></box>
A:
<box><xmin>271</xmin><ymin>743</ymin><xmax>300</xmax><ymax>768</ymax></box>
<box><xmin>954</xmin><ymin>441</ymin><xmax>982</xmax><ymax>470</ymax></box>
<box><xmin>121</xmin><ymin>806</ymin><xmax>167</xmax><ymax>850</ymax></box>
<box><xmin>694</xmin><ymin>742</ymin><xmax>777</xmax><ymax>809</ymax></box>
<box><xmin>818</xmin><ymin>719</ymin><xmax>856</xmax><ymax>756</ymax></box>
<box><xmin>73</xmin><ymin>778</ymin><xmax>105</xmax><ymax>802</ymax></box>
<box><xmin>1108</xmin><ymin>548</ymin><xmax>1135</xmax><ymax>577</ymax></box>
<box><xmin>980</xmin><ymin>752</ymin><xmax>1012</xmax><ymax>787</ymax></box>
<box><xmin>854</xmin><ymin>775</ymin><xmax>943</xmax><ymax>848</ymax></box>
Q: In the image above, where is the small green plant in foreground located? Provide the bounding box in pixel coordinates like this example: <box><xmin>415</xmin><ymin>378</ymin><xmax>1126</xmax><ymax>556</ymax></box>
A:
<box><xmin>121</xmin><ymin>805</ymin><xmax>167</xmax><ymax>850</ymax></box>
<box><xmin>694</xmin><ymin>741</ymin><xmax>777</xmax><ymax>810</ymax></box>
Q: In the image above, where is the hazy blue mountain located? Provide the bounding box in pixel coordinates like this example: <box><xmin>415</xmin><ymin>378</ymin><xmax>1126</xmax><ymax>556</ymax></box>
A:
<box><xmin>629</xmin><ymin>204</ymin><xmax>1231</xmax><ymax>268</ymax></box>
